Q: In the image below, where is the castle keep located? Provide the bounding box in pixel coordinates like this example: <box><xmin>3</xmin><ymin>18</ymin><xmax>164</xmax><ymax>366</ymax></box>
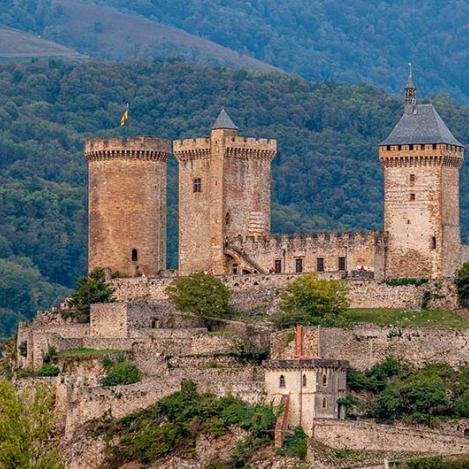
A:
<box><xmin>174</xmin><ymin>110</ymin><xmax>277</xmax><ymax>275</ymax></box>
<box><xmin>85</xmin><ymin>73</ymin><xmax>465</xmax><ymax>279</ymax></box>
<box><xmin>85</xmin><ymin>136</ymin><xmax>171</xmax><ymax>276</ymax></box>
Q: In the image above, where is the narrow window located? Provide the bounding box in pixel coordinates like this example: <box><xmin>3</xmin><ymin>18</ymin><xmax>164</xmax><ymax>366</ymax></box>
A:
<box><xmin>131</xmin><ymin>249</ymin><xmax>138</xmax><ymax>262</ymax></box>
<box><xmin>279</xmin><ymin>375</ymin><xmax>285</xmax><ymax>388</ymax></box>
<box><xmin>275</xmin><ymin>259</ymin><xmax>282</xmax><ymax>274</ymax></box>
<box><xmin>386</xmin><ymin>145</ymin><xmax>391</xmax><ymax>151</ymax></box>
<box><xmin>432</xmin><ymin>144</ymin><xmax>437</xmax><ymax>150</ymax></box>
<box><xmin>295</xmin><ymin>258</ymin><xmax>303</xmax><ymax>273</ymax></box>
<box><xmin>322</xmin><ymin>374</ymin><xmax>327</xmax><ymax>386</ymax></box>
<box><xmin>225</xmin><ymin>212</ymin><xmax>231</xmax><ymax>225</ymax></box>
<box><xmin>193</xmin><ymin>178</ymin><xmax>202</xmax><ymax>193</ymax></box>
<box><xmin>409</xmin><ymin>144</ymin><xmax>414</xmax><ymax>150</ymax></box>
<box><xmin>338</xmin><ymin>256</ymin><xmax>346</xmax><ymax>271</ymax></box>
<box><xmin>398</xmin><ymin>145</ymin><xmax>402</xmax><ymax>150</ymax></box>
<box><xmin>232</xmin><ymin>264</ymin><xmax>238</xmax><ymax>275</ymax></box>
<box><xmin>410</xmin><ymin>193</ymin><xmax>415</xmax><ymax>201</ymax></box>
<box><xmin>317</xmin><ymin>257</ymin><xmax>324</xmax><ymax>272</ymax></box>
<box><xmin>302</xmin><ymin>374</ymin><xmax>307</xmax><ymax>387</ymax></box>
<box><xmin>322</xmin><ymin>397</ymin><xmax>327</xmax><ymax>408</ymax></box>
<box><xmin>410</xmin><ymin>174</ymin><xmax>416</xmax><ymax>183</ymax></box>
<box><xmin>431</xmin><ymin>236</ymin><xmax>436</xmax><ymax>250</ymax></box>
<box><xmin>151</xmin><ymin>319</ymin><xmax>157</xmax><ymax>329</ymax></box>
<box><xmin>464</xmin><ymin>428</ymin><xmax>469</xmax><ymax>438</ymax></box>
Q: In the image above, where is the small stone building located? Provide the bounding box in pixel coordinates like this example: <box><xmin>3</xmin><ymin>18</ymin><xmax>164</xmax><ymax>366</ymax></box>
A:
<box><xmin>264</xmin><ymin>326</ymin><xmax>349</xmax><ymax>438</ymax></box>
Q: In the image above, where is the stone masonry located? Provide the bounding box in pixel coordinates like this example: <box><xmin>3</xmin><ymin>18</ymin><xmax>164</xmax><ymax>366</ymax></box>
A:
<box><xmin>173</xmin><ymin>110</ymin><xmax>277</xmax><ymax>275</ymax></box>
<box><xmin>85</xmin><ymin>136</ymin><xmax>171</xmax><ymax>276</ymax></box>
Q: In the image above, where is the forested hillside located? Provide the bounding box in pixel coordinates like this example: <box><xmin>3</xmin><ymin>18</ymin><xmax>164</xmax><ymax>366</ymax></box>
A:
<box><xmin>0</xmin><ymin>59</ymin><xmax>467</xmax><ymax>339</ymax></box>
<box><xmin>0</xmin><ymin>0</ymin><xmax>467</xmax><ymax>102</ymax></box>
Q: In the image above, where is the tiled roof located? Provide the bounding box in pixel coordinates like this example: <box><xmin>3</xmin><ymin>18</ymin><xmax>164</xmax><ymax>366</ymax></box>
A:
<box><xmin>381</xmin><ymin>104</ymin><xmax>463</xmax><ymax>146</ymax></box>
<box><xmin>212</xmin><ymin>108</ymin><xmax>238</xmax><ymax>130</ymax></box>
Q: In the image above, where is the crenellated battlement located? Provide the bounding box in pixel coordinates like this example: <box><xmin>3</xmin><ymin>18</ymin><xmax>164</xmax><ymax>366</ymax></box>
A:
<box><xmin>225</xmin><ymin>136</ymin><xmax>277</xmax><ymax>160</ymax></box>
<box><xmin>173</xmin><ymin>137</ymin><xmax>211</xmax><ymax>162</ymax></box>
<box><xmin>227</xmin><ymin>230</ymin><xmax>387</xmax><ymax>251</ymax></box>
<box><xmin>379</xmin><ymin>143</ymin><xmax>463</xmax><ymax>168</ymax></box>
<box><xmin>85</xmin><ymin>136</ymin><xmax>171</xmax><ymax>162</ymax></box>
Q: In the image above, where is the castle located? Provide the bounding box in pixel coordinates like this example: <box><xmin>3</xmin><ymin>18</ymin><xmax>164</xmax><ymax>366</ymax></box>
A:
<box><xmin>85</xmin><ymin>71</ymin><xmax>465</xmax><ymax>281</ymax></box>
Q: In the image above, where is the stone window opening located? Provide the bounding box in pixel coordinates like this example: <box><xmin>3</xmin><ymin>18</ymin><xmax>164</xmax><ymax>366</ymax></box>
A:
<box><xmin>232</xmin><ymin>264</ymin><xmax>238</xmax><ymax>275</ymax></box>
<box><xmin>322</xmin><ymin>374</ymin><xmax>327</xmax><ymax>386</ymax></box>
<box><xmin>410</xmin><ymin>174</ymin><xmax>416</xmax><ymax>183</ymax></box>
<box><xmin>317</xmin><ymin>257</ymin><xmax>324</xmax><ymax>272</ymax></box>
<box><xmin>279</xmin><ymin>375</ymin><xmax>286</xmax><ymax>388</ymax></box>
<box><xmin>409</xmin><ymin>144</ymin><xmax>414</xmax><ymax>150</ymax></box>
<box><xmin>295</xmin><ymin>258</ymin><xmax>303</xmax><ymax>273</ymax></box>
<box><xmin>338</xmin><ymin>256</ymin><xmax>346</xmax><ymax>271</ymax></box>
<box><xmin>275</xmin><ymin>259</ymin><xmax>282</xmax><ymax>274</ymax></box>
<box><xmin>432</xmin><ymin>144</ymin><xmax>437</xmax><ymax>150</ymax></box>
<box><xmin>193</xmin><ymin>177</ymin><xmax>202</xmax><ymax>193</ymax></box>
<box><xmin>464</xmin><ymin>428</ymin><xmax>469</xmax><ymax>438</ymax></box>
<box><xmin>131</xmin><ymin>249</ymin><xmax>138</xmax><ymax>262</ymax></box>
<box><xmin>302</xmin><ymin>374</ymin><xmax>307</xmax><ymax>387</ymax></box>
<box><xmin>431</xmin><ymin>236</ymin><xmax>437</xmax><ymax>250</ymax></box>
<box><xmin>407</xmin><ymin>220</ymin><xmax>411</xmax><ymax>224</ymax></box>
<box><xmin>225</xmin><ymin>212</ymin><xmax>231</xmax><ymax>225</ymax></box>
<box><xmin>322</xmin><ymin>397</ymin><xmax>327</xmax><ymax>408</ymax></box>
<box><xmin>410</xmin><ymin>193</ymin><xmax>415</xmax><ymax>201</ymax></box>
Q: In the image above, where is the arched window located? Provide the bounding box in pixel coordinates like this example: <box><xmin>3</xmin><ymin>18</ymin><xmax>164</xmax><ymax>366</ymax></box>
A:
<box><xmin>322</xmin><ymin>397</ymin><xmax>327</xmax><ymax>408</ymax></box>
<box><xmin>131</xmin><ymin>249</ymin><xmax>138</xmax><ymax>262</ymax></box>
<box><xmin>279</xmin><ymin>375</ymin><xmax>285</xmax><ymax>388</ymax></box>
<box><xmin>302</xmin><ymin>374</ymin><xmax>307</xmax><ymax>387</ymax></box>
<box><xmin>322</xmin><ymin>374</ymin><xmax>327</xmax><ymax>386</ymax></box>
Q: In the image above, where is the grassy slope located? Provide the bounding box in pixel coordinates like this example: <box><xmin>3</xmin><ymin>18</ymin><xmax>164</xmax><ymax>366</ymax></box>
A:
<box><xmin>0</xmin><ymin>26</ymin><xmax>83</xmax><ymax>59</ymax></box>
<box><xmin>45</xmin><ymin>0</ymin><xmax>277</xmax><ymax>70</ymax></box>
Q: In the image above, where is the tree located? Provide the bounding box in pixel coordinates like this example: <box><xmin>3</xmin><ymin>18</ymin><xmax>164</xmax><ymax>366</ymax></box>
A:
<box><xmin>0</xmin><ymin>380</ymin><xmax>62</xmax><ymax>468</ymax></box>
<box><xmin>68</xmin><ymin>267</ymin><xmax>114</xmax><ymax>322</ymax></box>
<box><xmin>166</xmin><ymin>272</ymin><xmax>230</xmax><ymax>327</ymax></box>
<box><xmin>276</xmin><ymin>273</ymin><xmax>348</xmax><ymax>328</ymax></box>
<box><xmin>456</xmin><ymin>263</ymin><xmax>469</xmax><ymax>305</ymax></box>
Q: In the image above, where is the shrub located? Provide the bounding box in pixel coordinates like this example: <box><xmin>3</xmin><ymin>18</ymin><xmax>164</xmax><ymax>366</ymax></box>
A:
<box><xmin>166</xmin><ymin>272</ymin><xmax>231</xmax><ymax>327</ymax></box>
<box><xmin>0</xmin><ymin>380</ymin><xmax>62</xmax><ymax>468</ymax></box>
<box><xmin>19</xmin><ymin>341</ymin><xmax>27</xmax><ymax>357</ymax></box>
<box><xmin>68</xmin><ymin>267</ymin><xmax>114</xmax><ymax>322</ymax></box>
<box><xmin>456</xmin><ymin>263</ymin><xmax>469</xmax><ymax>304</ymax></box>
<box><xmin>455</xmin><ymin>390</ymin><xmax>469</xmax><ymax>417</ymax></box>
<box><xmin>37</xmin><ymin>363</ymin><xmax>60</xmax><ymax>377</ymax></box>
<box><xmin>276</xmin><ymin>426</ymin><xmax>307</xmax><ymax>460</ymax></box>
<box><xmin>276</xmin><ymin>273</ymin><xmax>348</xmax><ymax>329</ymax></box>
<box><xmin>101</xmin><ymin>361</ymin><xmax>140</xmax><ymax>387</ymax></box>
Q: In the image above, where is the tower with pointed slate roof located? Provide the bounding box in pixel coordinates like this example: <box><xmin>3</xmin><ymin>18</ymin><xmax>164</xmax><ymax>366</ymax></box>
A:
<box><xmin>379</xmin><ymin>69</ymin><xmax>464</xmax><ymax>278</ymax></box>
<box><xmin>173</xmin><ymin>109</ymin><xmax>277</xmax><ymax>275</ymax></box>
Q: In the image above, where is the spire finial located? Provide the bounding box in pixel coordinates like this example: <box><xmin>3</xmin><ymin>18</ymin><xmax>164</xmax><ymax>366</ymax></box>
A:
<box><xmin>404</xmin><ymin>64</ymin><xmax>416</xmax><ymax>114</ymax></box>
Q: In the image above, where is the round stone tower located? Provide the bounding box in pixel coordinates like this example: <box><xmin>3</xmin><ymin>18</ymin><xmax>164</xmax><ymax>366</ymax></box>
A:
<box><xmin>84</xmin><ymin>136</ymin><xmax>171</xmax><ymax>277</ymax></box>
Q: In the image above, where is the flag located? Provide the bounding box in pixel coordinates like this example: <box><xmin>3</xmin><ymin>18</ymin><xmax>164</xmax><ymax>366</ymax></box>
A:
<box><xmin>120</xmin><ymin>104</ymin><xmax>129</xmax><ymax>126</ymax></box>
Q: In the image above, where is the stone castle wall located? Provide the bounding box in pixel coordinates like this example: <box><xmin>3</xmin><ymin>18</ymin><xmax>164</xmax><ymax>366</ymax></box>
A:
<box><xmin>226</xmin><ymin>231</ymin><xmax>387</xmax><ymax>279</ymax></box>
<box><xmin>111</xmin><ymin>275</ymin><xmax>458</xmax><ymax>311</ymax></box>
<box><xmin>271</xmin><ymin>325</ymin><xmax>469</xmax><ymax>370</ymax></box>
<box><xmin>312</xmin><ymin>419</ymin><xmax>469</xmax><ymax>455</ymax></box>
<box><xmin>85</xmin><ymin>136</ymin><xmax>170</xmax><ymax>276</ymax></box>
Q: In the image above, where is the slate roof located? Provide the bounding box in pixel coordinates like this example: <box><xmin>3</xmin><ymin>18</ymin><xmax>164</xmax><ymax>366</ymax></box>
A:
<box><xmin>211</xmin><ymin>108</ymin><xmax>238</xmax><ymax>130</ymax></box>
<box><xmin>381</xmin><ymin>104</ymin><xmax>463</xmax><ymax>146</ymax></box>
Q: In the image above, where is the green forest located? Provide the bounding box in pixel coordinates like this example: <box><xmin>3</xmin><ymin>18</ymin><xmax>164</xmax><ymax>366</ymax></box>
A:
<box><xmin>0</xmin><ymin>58</ymin><xmax>468</xmax><ymax>339</ymax></box>
<box><xmin>0</xmin><ymin>0</ymin><xmax>467</xmax><ymax>102</ymax></box>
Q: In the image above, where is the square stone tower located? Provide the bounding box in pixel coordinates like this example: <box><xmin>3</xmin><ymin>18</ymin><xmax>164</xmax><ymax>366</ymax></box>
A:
<box><xmin>379</xmin><ymin>70</ymin><xmax>464</xmax><ymax>278</ymax></box>
<box><xmin>174</xmin><ymin>109</ymin><xmax>277</xmax><ymax>275</ymax></box>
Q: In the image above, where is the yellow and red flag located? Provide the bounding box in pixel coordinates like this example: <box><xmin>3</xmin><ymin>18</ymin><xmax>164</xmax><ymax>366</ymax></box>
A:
<box><xmin>120</xmin><ymin>104</ymin><xmax>129</xmax><ymax>126</ymax></box>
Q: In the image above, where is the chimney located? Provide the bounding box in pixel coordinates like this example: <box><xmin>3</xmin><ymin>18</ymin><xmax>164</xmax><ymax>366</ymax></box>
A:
<box><xmin>295</xmin><ymin>325</ymin><xmax>304</xmax><ymax>359</ymax></box>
